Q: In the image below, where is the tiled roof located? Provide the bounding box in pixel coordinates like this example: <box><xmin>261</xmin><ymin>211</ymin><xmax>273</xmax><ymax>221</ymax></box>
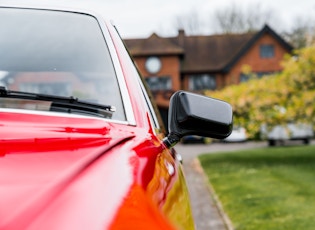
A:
<box><xmin>124</xmin><ymin>33</ymin><xmax>184</xmax><ymax>56</ymax></box>
<box><xmin>171</xmin><ymin>33</ymin><xmax>254</xmax><ymax>73</ymax></box>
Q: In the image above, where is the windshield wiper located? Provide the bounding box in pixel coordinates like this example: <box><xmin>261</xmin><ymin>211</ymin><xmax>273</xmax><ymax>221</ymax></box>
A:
<box><xmin>0</xmin><ymin>86</ymin><xmax>116</xmax><ymax>118</ymax></box>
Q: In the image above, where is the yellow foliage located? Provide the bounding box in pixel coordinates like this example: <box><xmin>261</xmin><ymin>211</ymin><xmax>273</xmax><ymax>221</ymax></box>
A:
<box><xmin>206</xmin><ymin>45</ymin><xmax>315</xmax><ymax>139</ymax></box>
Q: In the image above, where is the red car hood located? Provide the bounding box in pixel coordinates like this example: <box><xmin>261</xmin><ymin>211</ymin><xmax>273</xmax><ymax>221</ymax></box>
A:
<box><xmin>0</xmin><ymin>111</ymin><xmax>143</xmax><ymax>229</ymax></box>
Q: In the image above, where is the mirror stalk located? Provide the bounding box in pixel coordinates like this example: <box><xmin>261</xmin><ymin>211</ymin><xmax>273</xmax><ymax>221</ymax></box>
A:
<box><xmin>163</xmin><ymin>133</ymin><xmax>181</xmax><ymax>148</ymax></box>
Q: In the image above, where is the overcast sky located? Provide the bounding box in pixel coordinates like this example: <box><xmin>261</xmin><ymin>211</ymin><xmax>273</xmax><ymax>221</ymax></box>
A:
<box><xmin>62</xmin><ymin>0</ymin><xmax>315</xmax><ymax>38</ymax></box>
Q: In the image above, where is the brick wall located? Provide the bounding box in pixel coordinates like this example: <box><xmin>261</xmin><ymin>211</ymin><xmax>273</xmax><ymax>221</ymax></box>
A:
<box><xmin>225</xmin><ymin>33</ymin><xmax>288</xmax><ymax>85</ymax></box>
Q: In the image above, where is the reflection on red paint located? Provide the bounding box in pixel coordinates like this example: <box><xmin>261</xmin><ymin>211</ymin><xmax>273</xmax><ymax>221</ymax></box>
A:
<box><xmin>109</xmin><ymin>183</ymin><xmax>176</xmax><ymax>230</ymax></box>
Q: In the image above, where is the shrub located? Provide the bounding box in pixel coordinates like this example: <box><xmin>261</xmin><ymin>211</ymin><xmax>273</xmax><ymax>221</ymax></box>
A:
<box><xmin>206</xmin><ymin>45</ymin><xmax>315</xmax><ymax>139</ymax></box>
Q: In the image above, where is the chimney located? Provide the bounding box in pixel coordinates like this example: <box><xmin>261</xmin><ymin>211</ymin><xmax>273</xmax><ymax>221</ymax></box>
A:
<box><xmin>178</xmin><ymin>29</ymin><xmax>185</xmax><ymax>47</ymax></box>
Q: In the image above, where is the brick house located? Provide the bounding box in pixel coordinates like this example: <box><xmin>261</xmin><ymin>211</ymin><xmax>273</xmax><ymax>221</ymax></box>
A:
<box><xmin>124</xmin><ymin>25</ymin><xmax>293</xmax><ymax>126</ymax></box>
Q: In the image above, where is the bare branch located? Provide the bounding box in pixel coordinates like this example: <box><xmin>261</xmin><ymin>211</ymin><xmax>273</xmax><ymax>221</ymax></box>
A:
<box><xmin>173</xmin><ymin>9</ymin><xmax>204</xmax><ymax>35</ymax></box>
<box><xmin>212</xmin><ymin>3</ymin><xmax>275</xmax><ymax>34</ymax></box>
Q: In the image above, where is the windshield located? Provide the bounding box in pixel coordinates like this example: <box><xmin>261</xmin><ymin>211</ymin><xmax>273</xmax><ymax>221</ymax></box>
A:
<box><xmin>0</xmin><ymin>8</ymin><xmax>126</xmax><ymax>121</ymax></box>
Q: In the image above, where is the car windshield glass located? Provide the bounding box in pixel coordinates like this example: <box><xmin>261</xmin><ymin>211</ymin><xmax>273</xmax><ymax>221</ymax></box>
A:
<box><xmin>0</xmin><ymin>8</ymin><xmax>126</xmax><ymax>121</ymax></box>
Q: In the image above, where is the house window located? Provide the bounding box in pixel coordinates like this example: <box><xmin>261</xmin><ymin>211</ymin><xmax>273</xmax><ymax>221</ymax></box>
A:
<box><xmin>188</xmin><ymin>74</ymin><xmax>216</xmax><ymax>91</ymax></box>
<box><xmin>260</xmin><ymin>44</ymin><xmax>275</xmax><ymax>58</ymax></box>
<box><xmin>240</xmin><ymin>72</ymin><xmax>276</xmax><ymax>82</ymax></box>
<box><xmin>145</xmin><ymin>76</ymin><xmax>171</xmax><ymax>91</ymax></box>
<box><xmin>240</xmin><ymin>73</ymin><xmax>250</xmax><ymax>82</ymax></box>
<box><xmin>256</xmin><ymin>72</ymin><xmax>276</xmax><ymax>78</ymax></box>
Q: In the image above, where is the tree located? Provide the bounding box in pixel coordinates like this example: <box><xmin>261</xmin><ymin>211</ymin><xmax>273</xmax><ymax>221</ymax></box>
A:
<box><xmin>282</xmin><ymin>16</ymin><xmax>315</xmax><ymax>49</ymax></box>
<box><xmin>211</xmin><ymin>3</ymin><xmax>276</xmax><ymax>34</ymax></box>
<box><xmin>171</xmin><ymin>3</ymin><xmax>315</xmax><ymax>49</ymax></box>
<box><xmin>173</xmin><ymin>9</ymin><xmax>205</xmax><ymax>35</ymax></box>
<box><xmin>205</xmin><ymin>45</ymin><xmax>315</xmax><ymax>139</ymax></box>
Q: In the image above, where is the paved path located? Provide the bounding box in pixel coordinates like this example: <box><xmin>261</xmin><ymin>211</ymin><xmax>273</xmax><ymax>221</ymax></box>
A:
<box><xmin>174</xmin><ymin>141</ymin><xmax>268</xmax><ymax>230</ymax></box>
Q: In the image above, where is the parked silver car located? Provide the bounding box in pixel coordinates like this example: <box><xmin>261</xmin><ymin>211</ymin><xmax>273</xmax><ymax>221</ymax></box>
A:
<box><xmin>261</xmin><ymin>123</ymin><xmax>314</xmax><ymax>146</ymax></box>
<box><xmin>223</xmin><ymin>126</ymin><xmax>247</xmax><ymax>142</ymax></box>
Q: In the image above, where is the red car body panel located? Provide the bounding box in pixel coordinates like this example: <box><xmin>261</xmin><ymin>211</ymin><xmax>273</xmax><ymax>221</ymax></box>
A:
<box><xmin>0</xmin><ymin>110</ymin><xmax>193</xmax><ymax>229</ymax></box>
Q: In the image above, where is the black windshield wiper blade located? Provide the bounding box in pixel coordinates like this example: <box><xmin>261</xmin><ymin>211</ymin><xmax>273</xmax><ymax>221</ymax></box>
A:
<box><xmin>0</xmin><ymin>86</ymin><xmax>116</xmax><ymax>118</ymax></box>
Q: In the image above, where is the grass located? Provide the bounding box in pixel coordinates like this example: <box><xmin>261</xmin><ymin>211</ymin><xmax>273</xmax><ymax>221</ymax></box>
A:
<box><xmin>198</xmin><ymin>144</ymin><xmax>315</xmax><ymax>230</ymax></box>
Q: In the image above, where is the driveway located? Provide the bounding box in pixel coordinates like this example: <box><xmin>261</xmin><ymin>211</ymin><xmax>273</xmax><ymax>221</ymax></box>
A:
<box><xmin>174</xmin><ymin>141</ymin><xmax>268</xmax><ymax>230</ymax></box>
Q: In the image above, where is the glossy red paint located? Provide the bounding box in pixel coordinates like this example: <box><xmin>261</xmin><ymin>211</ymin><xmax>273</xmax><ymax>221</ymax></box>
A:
<box><xmin>0</xmin><ymin>111</ymin><xmax>192</xmax><ymax>229</ymax></box>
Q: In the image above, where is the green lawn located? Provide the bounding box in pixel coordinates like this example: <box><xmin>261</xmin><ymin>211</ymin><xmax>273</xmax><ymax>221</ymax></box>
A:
<box><xmin>198</xmin><ymin>144</ymin><xmax>315</xmax><ymax>230</ymax></box>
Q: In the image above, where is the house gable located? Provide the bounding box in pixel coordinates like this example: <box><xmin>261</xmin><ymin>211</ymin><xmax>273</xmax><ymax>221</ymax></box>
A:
<box><xmin>224</xmin><ymin>25</ymin><xmax>293</xmax><ymax>85</ymax></box>
<box><xmin>223</xmin><ymin>24</ymin><xmax>293</xmax><ymax>73</ymax></box>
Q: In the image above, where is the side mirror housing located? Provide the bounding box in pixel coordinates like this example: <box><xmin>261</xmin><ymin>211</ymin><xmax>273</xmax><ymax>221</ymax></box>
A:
<box><xmin>163</xmin><ymin>91</ymin><xmax>233</xmax><ymax>147</ymax></box>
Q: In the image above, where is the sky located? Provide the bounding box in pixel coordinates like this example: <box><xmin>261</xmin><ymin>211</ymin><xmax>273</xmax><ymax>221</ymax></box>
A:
<box><xmin>60</xmin><ymin>0</ymin><xmax>315</xmax><ymax>38</ymax></box>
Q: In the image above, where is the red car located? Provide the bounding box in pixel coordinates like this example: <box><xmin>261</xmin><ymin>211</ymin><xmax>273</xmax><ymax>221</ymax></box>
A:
<box><xmin>0</xmin><ymin>3</ymin><xmax>233</xmax><ymax>230</ymax></box>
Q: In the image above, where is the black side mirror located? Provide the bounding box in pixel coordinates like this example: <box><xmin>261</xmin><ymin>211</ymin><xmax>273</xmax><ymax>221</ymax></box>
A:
<box><xmin>163</xmin><ymin>91</ymin><xmax>233</xmax><ymax>147</ymax></box>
